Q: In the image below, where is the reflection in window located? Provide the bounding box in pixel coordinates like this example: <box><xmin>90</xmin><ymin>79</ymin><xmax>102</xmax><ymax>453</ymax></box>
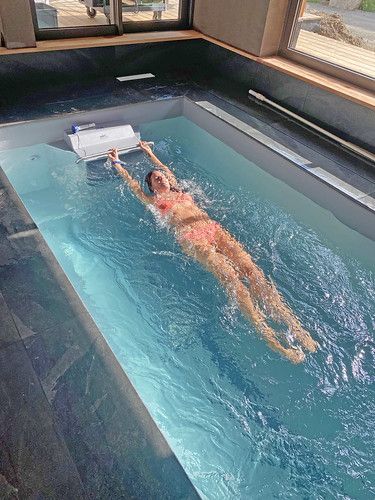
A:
<box><xmin>289</xmin><ymin>0</ymin><xmax>375</xmax><ymax>79</ymax></box>
<box><xmin>32</xmin><ymin>0</ymin><xmax>112</xmax><ymax>29</ymax></box>
<box><xmin>122</xmin><ymin>0</ymin><xmax>180</xmax><ymax>23</ymax></box>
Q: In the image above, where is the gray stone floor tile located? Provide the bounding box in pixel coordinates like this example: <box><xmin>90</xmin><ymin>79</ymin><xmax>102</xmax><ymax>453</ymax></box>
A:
<box><xmin>49</xmin><ymin>344</ymin><xmax>150</xmax><ymax>498</ymax></box>
<box><xmin>48</xmin><ymin>340</ymin><xmax>199</xmax><ymax>499</ymax></box>
<box><xmin>0</xmin><ymin>224</ymin><xmax>17</xmax><ymax>267</ymax></box>
<box><xmin>0</xmin><ymin>461</ymin><xmax>19</xmax><ymax>499</ymax></box>
<box><xmin>0</xmin><ymin>341</ymin><xmax>85</xmax><ymax>499</ymax></box>
<box><xmin>0</xmin><ymin>255</ymin><xmax>76</xmax><ymax>335</ymax></box>
<box><xmin>5</xmin><ymin>228</ymin><xmax>42</xmax><ymax>261</ymax></box>
<box><xmin>23</xmin><ymin>317</ymin><xmax>93</xmax><ymax>394</ymax></box>
<box><xmin>0</xmin><ymin>292</ymin><xmax>20</xmax><ymax>349</ymax></box>
<box><xmin>0</xmin><ymin>188</ymin><xmax>35</xmax><ymax>236</ymax></box>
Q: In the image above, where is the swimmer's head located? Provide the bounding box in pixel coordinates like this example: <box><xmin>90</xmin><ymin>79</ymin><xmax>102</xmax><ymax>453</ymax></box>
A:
<box><xmin>145</xmin><ymin>170</ymin><xmax>170</xmax><ymax>194</ymax></box>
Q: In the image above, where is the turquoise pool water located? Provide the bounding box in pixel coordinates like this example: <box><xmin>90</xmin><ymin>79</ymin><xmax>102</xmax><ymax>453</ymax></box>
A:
<box><xmin>1</xmin><ymin>116</ymin><xmax>374</xmax><ymax>499</ymax></box>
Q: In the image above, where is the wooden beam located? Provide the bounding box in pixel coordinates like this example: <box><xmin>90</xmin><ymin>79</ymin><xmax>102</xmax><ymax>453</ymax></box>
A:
<box><xmin>0</xmin><ymin>30</ymin><xmax>201</xmax><ymax>55</ymax></box>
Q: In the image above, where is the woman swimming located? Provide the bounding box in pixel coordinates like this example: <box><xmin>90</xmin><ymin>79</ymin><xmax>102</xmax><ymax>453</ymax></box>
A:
<box><xmin>108</xmin><ymin>143</ymin><xmax>318</xmax><ymax>363</ymax></box>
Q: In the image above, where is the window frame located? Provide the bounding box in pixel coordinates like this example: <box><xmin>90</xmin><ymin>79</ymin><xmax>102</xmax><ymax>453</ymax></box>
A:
<box><xmin>122</xmin><ymin>0</ymin><xmax>192</xmax><ymax>33</ymax></box>
<box><xmin>29</xmin><ymin>0</ymin><xmax>119</xmax><ymax>39</ymax></box>
<box><xmin>29</xmin><ymin>0</ymin><xmax>192</xmax><ymax>40</ymax></box>
<box><xmin>279</xmin><ymin>0</ymin><xmax>375</xmax><ymax>93</ymax></box>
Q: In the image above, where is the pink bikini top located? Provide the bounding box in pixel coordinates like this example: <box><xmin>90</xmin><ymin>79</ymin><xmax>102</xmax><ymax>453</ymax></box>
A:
<box><xmin>155</xmin><ymin>192</ymin><xmax>193</xmax><ymax>215</ymax></box>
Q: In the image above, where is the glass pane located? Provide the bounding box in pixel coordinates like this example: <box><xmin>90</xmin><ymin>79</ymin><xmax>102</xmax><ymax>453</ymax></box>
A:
<box><xmin>32</xmin><ymin>0</ymin><xmax>112</xmax><ymax>29</ymax></box>
<box><xmin>289</xmin><ymin>0</ymin><xmax>375</xmax><ymax>79</ymax></box>
<box><xmin>122</xmin><ymin>0</ymin><xmax>180</xmax><ymax>23</ymax></box>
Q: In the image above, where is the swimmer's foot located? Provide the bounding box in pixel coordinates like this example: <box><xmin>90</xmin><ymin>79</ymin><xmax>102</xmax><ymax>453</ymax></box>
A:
<box><xmin>293</xmin><ymin>326</ymin><xmax>319</xmax><ymax>353</ymax></box>
<box><xmin>286</xmin><ymin>347</ymin><xmax>305</xmax><ymax>364</ymax></box>
<box><xmin>257</xmin><ymin>294</ymin><xmax>318</xmax><ymax>355</ymax></box>
<box><xmin>262</xmin><ymin>327</ymin><xmax>306</xmax><ymax>364</ymax></box>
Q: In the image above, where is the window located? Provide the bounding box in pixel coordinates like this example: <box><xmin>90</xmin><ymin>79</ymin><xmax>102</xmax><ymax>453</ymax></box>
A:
<box><xmin>31</xmin><ymin>1</ymin><xmax>110</xmax><ymax>29</ymax></box>
<box><xmin>280</xmin><ymin>0</ymin><xmax>375</xmax><ymax>91</ymax></box>
<box><xmin>29</xmin><ymin>0</ymin><xmax>191</xmax><ymax>39</ymax></box>
<box><xmin>123</xmin><ymin>1</ymin><xmax>179</xmax><ymax>23</ymax></box>
<box><xmin>30</xmin><ymin>0</ymin><xmax>117</xmax><ymax>38</ymax></box>
<box><xmin>122</xmin><ymin>0</ymin><xmax>190</xmax><ymax>32</ymax></box>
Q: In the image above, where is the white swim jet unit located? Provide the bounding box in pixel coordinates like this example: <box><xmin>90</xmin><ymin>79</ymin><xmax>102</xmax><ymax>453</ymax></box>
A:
<box><xmin>64</xmin><ymin>122</ymin><xmax>153</xmax><ymax>162</ymax></box>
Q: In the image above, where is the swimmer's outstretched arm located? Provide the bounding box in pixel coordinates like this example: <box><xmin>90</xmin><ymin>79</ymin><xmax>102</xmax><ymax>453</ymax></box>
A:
<box><xmin>108</xmin><ymin>148</ymin><xmax>151</xmax><ymax>205</ymax></box>
<box><xmin>139</xmin><ymin>141</ymin><xmax>178</xmax><ymax>188</ymax></box>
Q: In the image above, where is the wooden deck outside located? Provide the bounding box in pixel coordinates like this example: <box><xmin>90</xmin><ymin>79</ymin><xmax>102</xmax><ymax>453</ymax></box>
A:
<box><xmin>296</xmin><ymin>29</ymin><xmax>375</xmax><ymax>79</ymax></box>
<box><xmin>41</xmin><ymin>0</ymin><xmax>179</xmax><ymax>27</ymax></box>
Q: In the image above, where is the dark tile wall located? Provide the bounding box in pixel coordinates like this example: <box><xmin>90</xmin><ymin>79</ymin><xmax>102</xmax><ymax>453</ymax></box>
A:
<box><xmin>0</xmin><ymin>41</ymin><xmax>201</xmax><ymax>101</ymax></box>
<box><xmin>1</xmin><ymin>39</ymin><xmax>372</xmax><ymax>150</ymax></box>
<box><xmin>198</xmin><ymin>41</ymin><xmax>375</xmax><ymax>152</ymax></box>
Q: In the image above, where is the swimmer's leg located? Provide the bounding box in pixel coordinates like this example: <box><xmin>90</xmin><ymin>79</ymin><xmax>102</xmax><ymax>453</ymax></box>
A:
<box><xmin>181</xmin><ymin>242</ymin><xmax>305</xmax><ymax>364</ymax></box>
<box><xmin>215</xmin><ymin>228</ymin><xmax>318</xmax><ymax>353</ymax></box>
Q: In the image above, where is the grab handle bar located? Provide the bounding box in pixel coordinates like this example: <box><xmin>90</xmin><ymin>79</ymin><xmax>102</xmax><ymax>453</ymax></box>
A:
<box><xmin>75</xmin><ymin>141</ymin><xmax>154</xmax><ymax>164</ymax></box>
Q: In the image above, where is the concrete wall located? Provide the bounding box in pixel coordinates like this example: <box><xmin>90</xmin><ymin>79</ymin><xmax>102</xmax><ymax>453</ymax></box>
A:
<box><xmin>0</xmin><ymin>13</ymin><xmax>3</xmax><ymax>47</ymax></box>
<box><xmin>0</xmin><ymin>0</ymin><xmax>36</xmax><ymax>49</ymax></box>
<box><xmin>193</xmin><ymin>0</ymin><xmax>289</xmax><ymax>57</ymax></box>
<box><xmin>261</xmin><ymin>0</ymin><xmax>290</xmax><ymax>56</ymax></box>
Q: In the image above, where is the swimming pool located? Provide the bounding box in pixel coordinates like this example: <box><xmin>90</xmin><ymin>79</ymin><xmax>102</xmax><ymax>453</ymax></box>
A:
<box><xmin>1</xmin><ymin>99</ymin><xmax>374</xmax><ymax>498</ymax></box>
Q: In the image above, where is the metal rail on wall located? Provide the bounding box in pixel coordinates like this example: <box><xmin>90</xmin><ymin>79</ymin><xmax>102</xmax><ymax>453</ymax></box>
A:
<box><xmin>248</xmin><ymin>89</ymin><xmax>375</xmax><ymax>164</ymax></box>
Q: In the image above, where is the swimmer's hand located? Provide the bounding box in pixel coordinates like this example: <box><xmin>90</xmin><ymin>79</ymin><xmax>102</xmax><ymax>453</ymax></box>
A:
<box><xmin>139</xmin><ymin>141</ymin><xmax>153</xmax><ymax>156</ymax></box>
<box><xmin>108</xmin><ymin>148</ymin><xmax>119</xmax><ymax>163</ymax></box>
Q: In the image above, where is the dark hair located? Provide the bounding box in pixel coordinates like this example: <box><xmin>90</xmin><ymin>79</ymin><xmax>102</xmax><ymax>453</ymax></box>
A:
<box><xmin>145</xmin><ymin>170</ymin><xmax>180</xmax><ymax>194</ymax></box>
<box><xmin>145</xmin><ymin>171</ymin><xmax>155</xmax><ymax>193</ymax></box>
